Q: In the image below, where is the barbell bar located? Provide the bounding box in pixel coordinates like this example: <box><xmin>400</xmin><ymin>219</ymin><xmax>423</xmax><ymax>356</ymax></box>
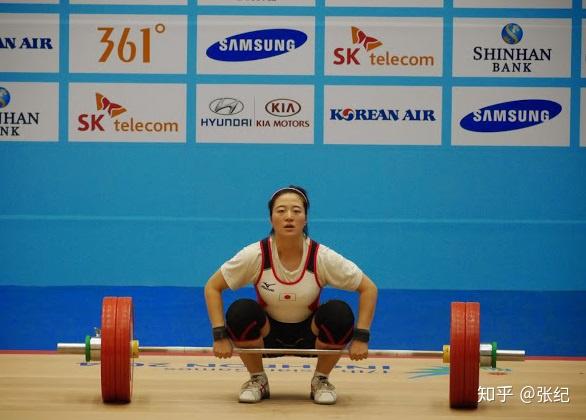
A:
<box><xmin>57</xmin><ymin>341</ymin><xmax>524</xmax><ymax>364</ymax></box>
<box><xmin>56</xmin><ymin>297</ymin><xmax>525</xmax><ymax>408</ymax></box>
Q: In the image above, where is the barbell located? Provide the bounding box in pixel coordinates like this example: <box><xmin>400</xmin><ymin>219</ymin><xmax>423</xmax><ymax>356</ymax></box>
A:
<box><xmin>57</xmin><ymin>297</ymin><xmax>525</xmax><ymax>408</ymax></box>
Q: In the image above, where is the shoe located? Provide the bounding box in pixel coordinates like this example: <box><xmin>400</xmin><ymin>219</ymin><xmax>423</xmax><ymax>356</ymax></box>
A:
<box><xmin>310</xmin><ymin>375</ymin><xmax>337</xmax><ymax>405</ymax></box>
<box><xmin>239</xmin><ymin>374</ymin><xmax>270</xmax><ymax>403</ymax></box>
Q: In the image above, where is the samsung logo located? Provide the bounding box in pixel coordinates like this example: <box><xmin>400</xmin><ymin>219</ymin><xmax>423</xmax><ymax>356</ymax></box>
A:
<box><xmin>460</xmin><ymin>99</ymin><xmax>562</xmax><ymax>133</ymax></box>
<box><xmin>206</xmin><ymin>29</ymin><xmax>307</xmax><ymax>62</ymax></box>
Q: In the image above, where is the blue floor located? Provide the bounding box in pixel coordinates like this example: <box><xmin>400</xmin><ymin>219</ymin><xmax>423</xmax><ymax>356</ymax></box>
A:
<box><xmin>0</xmin><ymin>286</ymin><xmax>584</xmax><ymax>357</ymax></box>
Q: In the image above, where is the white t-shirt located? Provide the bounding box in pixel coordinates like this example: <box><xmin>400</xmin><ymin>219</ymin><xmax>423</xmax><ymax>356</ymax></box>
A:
<box><xmin>221</xmin><ymin>236</ymin><xmax>363</xmax><ymax>291</ymax></box>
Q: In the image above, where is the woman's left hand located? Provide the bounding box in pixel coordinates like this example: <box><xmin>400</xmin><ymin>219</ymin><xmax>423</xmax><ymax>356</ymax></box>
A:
<box><xmin>348</xmin><ymin>340</ymin><xmax>369</xmax><ymax>360</ymax></box>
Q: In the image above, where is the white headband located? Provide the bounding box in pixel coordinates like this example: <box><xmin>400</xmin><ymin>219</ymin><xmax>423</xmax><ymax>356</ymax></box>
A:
<box><xmin>270</xmin><ymin>187</ymin><xmax>308</xmax><ymax>205</ymax></box>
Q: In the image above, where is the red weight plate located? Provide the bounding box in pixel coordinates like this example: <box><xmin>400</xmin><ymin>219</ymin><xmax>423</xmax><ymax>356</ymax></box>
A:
<box><xmin>115</xmin><ymin>297</ymin><xmax>133</xmax><ymax>403</ymax></box>
<box><xmin>464</xmin><ymin>302</ymin><xmax>480</xmax><ymax>408</ymax></box>
<box><xmin>449</xmin><ymin>302</ymin><xmax>466</xmax><ymax>408</ymax></box>
<box><xmin>101</xmin><ymin>297</ymin><xmax>118</xmax><ymax>403</ymax></box>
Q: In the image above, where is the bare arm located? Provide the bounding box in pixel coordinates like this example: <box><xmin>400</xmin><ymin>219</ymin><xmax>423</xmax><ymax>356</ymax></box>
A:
<box><xmin>203</xmin><ymin>270</ymin><xmax>234</xmax><ymax>359</ymax></box>
<box><xmin>349</xmin><ymin>274</ymin><xmax>377</xmax><ymax>360</ymax></box>
<box><xmin>204</xmin><ymin>269</ymin><xmax>230</xmax><ymax>328</ymax></box>
<box><xmin>355</xmin><ymin>274</ymin><xmax>378</xmax><ymax>330</ymax></box>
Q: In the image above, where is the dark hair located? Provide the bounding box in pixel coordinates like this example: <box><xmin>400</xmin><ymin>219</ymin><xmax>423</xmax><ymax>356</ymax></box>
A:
<box><xmin>268</xmin><ymin>185</ymin><xmax>310</xmax><ymax>236</ymax></box>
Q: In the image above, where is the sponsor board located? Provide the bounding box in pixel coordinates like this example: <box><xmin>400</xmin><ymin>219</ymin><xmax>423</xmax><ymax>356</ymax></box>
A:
<box><xmin>69</xmin><ymin>83</ymin><xmax>186</xmax><ymax>143</ymax></box>
<box><xmin>324</xmin><ymin>85</ymin><xmax>442</xmax><ymax>145</ymax></box>
<box><xmin>453</xmin><ymin>19</ymin><xmax>571</xmax><ymax>78</ymax></box>
<box><xmin>197</xmin><ymin>15</ymin><xmax>314</xmax><ymax>75</ymax></box>
<box><xmin>198</xmin><ymin>0</ymin><xmax>315</xmax><ymax>5</ymax></box>
<box><xmin>583</xmin><ymin>20</ymin><xmax>586</xmax><ymax>78</ymax></box>
<box><xmin>326</xmin><ymin>0</ymin><xmax>443</xmax><ymax>6</ymax></box>
<box><xmin>71</xmin><ymin>0</ymin><xmax>186</xmax><ymax>4</ymax></box>
<box><xmin>0</xmin><ymin>83</ymin><xmax>58</xmax><ymax>141</ymax></box>
<box><xmin>582</xmin><ymin>89</ymin><xmax>586</xmax><ymax>147</ymax></box>
<box><xmin>196</xmin><ymin>84</ymin><xmax>314</xmax><ymax>144</ymax></box>
<box><xmin>454</xmin><ymin>0</ymin><xmax>571</xmax><ymax>8</ymax></box>
<box><xmin>0</xmin><ymin>0</ymin><xmax>58</xmax><ymax>3</ymax></box>
<box><xmin>0</xmin><ymin>14</ymin><xmax>59</xmax><ymax>73</ymax></box>
<box><xmin>69</xmin><ymin>15</ymin><xmax>187</xmax><ymax>74</ymax></box>
<box><xmin>325</xmin><ymin>17</ymin><xmax>442</xmax><ymax>77</ymax></box>
<box><xmin>452</xmin><ymin>87</ymin><xmax>569</xmax><ymax>147</ymax></box>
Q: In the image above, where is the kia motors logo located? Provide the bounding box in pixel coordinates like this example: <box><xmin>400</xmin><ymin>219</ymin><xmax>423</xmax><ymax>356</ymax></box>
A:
<box><xmin>460</xmin><ymin>99</ymin><xmax>562</xmax><ymax>133</ymax></box>
<box><xmin>265</xmin><ymin>99</ymin><xmax>301</xmax><ymax>117</ymax></box>
<box><xmin>209</xmin><ymin>98</ymin><xmax>244</xmax><ymax>116</ymax></box>
<box><xmin>206</xmin><ymin>29</ymin><xmax>308</xmax><ymax>62</ymax></box>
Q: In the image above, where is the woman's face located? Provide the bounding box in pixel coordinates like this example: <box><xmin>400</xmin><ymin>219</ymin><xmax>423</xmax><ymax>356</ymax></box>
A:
<box><xmin>270</xmin><ymin>192</ymin><xmax>307</xmax><ymax>238</ymax></box>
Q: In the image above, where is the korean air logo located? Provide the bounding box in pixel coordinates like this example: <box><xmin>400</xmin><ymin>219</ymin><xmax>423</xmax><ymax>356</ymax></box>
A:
<box><xmin>460</xmin><ymin>99</ymin><xmax>562</xmax><ymax>133</ymax></box>
<box><xmin>330</xmin><ymin>107</ymin><xmax>436</xmax><ymax>121</ymax></box>
<box><xmin>206</xmin><ymin>29</ymin><xmax>308</xmax><ymax>62</ymax></box>
<box><xmin>209</xmin><ymin>98</ymin><xmax>244</xmax><ymax>116</ymax></box>
<box><xmin>0</xmin><ymin>37</ymin><xmax>54</xmax><ymax>50</ymax></box>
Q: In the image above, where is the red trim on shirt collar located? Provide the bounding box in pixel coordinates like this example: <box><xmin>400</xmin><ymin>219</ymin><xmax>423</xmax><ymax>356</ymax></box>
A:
<box><xmin>267</xmin><ymin>237</ymin><xmax>310</xmax><ymax>285</ymax></box>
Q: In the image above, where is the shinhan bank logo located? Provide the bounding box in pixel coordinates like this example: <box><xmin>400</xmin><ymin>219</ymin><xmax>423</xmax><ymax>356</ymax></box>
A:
<box><xmin>501</xmin><ymin>23</ymin><xmax>523</xmax><ymax>45</ymax></box>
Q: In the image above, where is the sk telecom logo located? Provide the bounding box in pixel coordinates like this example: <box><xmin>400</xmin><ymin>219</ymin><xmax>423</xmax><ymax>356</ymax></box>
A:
<box><xmin>333</xmin><ymin>26</ymin><xmax>434</xmax><ymax>67</ymax></box>
<box><xmin>78</xmin><ymin>93</ymin><xmax>127</xmax><ymax>131</ymax></box>
<box><xmin>77</xmin><ymin>92</ymin><xmax>179</xmax><ymax>134</ymax></box>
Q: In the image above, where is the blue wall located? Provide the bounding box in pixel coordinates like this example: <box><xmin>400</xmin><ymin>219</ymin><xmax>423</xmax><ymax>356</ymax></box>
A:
<box><xmin>1</xmin><ymin>144</ymin><xmax>585</xmax><ymax>290</ymax></box>
<box><xmin>0</xmin><ymin>4</ymin><xmax>585</xmax><ymax>289</ymax></box>
<box><xmin>1</xmin><ymin>1</ymin><xmax>585</xmax><ymax>356</ymax></box>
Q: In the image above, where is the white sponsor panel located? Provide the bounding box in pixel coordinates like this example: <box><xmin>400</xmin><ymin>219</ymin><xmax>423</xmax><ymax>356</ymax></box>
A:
<box><xmin>69</xmin><ymin>15</ymin><xmax>187</xmax><ymax>74</ymax></box>
<box><xmin>0</xmin><ymin>83</ymin><xmax>58</xmax><ymax>142</ymax></box>
<box><xmin>69</xmin><ymin>83</ymin><xmax>186</xmax><ymax>143</ymax></box>
<box><xmin>583</xmin><ymin>20</ymin><xmax>586</xmax><ymax>78</ymax></box>
<box><xmin>0</xmin><ymin>0</ymin><xmax>57</xmax><ymax>3</ymax></box>
<box><xmin>325</xmin><ymin>17</ymin><xmax>442</xmax><ymax>77</ymax></box>
<box><xmin>71</xmin><ymin>0</ymin><xmax>186</xmax><ymax>4</ymax></box>
<box><xmin>454</xmin><ymin>0</ymin><xmax>571</xmax><ymax>8</ymax></box>
<box><xmin>581</xmin><ymin>89</ymin><xmax>586</xmax><ymax>147</ymax></box>
<box><xmin>324</xmin><ymin>85</ymin><xmax>442</xmax><ymax>145</ymax></box>
<box><xmin>196</xmin><ymin>84</ymin><xmax>314</xmax><ymax>144</ymax></box>
<box><xmin>452</xmin><ymin>87</ymin><xmax>569</xmax><ymax>147</ymax></box>
<box><xmin>199</xmin><ymin>0</ymin><xmax>314</xmax><ymax>5</ymax></box>
<box><xmin>197</xmin><ymin>15</ymin><xmax>314</xmax><ymax>75</ymax></box>
<box><xmin>0</xmin><ymin>14</ymin><xmax>59</xmax><ymax>73</ymax></box>
<box><xmin>326</xmin><ymin>0</ymin><xmax>443</xmax><ymax>6</ymax></box>
<box><xmin>453</xmin><ymin>19</ymin><xmax>571</xmax><ymax>78</ymax></box>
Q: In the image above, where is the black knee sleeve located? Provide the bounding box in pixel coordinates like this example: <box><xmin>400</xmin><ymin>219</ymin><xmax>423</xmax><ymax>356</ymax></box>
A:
<box><xmin>225</xmin><ymin>298</ymin><xmax>267</xmax><ymax>342</ymax></box>
<box><xmin>314</xmin><ymin>300</ymin><xmax>355</xmax><ymax>345</ymax></box>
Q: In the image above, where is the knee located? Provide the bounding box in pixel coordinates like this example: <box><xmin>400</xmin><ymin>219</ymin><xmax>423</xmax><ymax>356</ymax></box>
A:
<box><xmin>225</xmin><ymin>298</ymin><xmax>269</xmax><ymax>343</ymax></box>
<box><xmin>311</xmin><ymin>300</ymin><xmax>355</xmax><ymax>347</ymax></box>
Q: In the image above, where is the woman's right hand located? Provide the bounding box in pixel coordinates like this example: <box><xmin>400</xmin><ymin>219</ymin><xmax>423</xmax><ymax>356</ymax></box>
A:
<box><xmin>213</xmin><ymin>338</ymin><xmax>233</xmax><ymax>359</ymax></box>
